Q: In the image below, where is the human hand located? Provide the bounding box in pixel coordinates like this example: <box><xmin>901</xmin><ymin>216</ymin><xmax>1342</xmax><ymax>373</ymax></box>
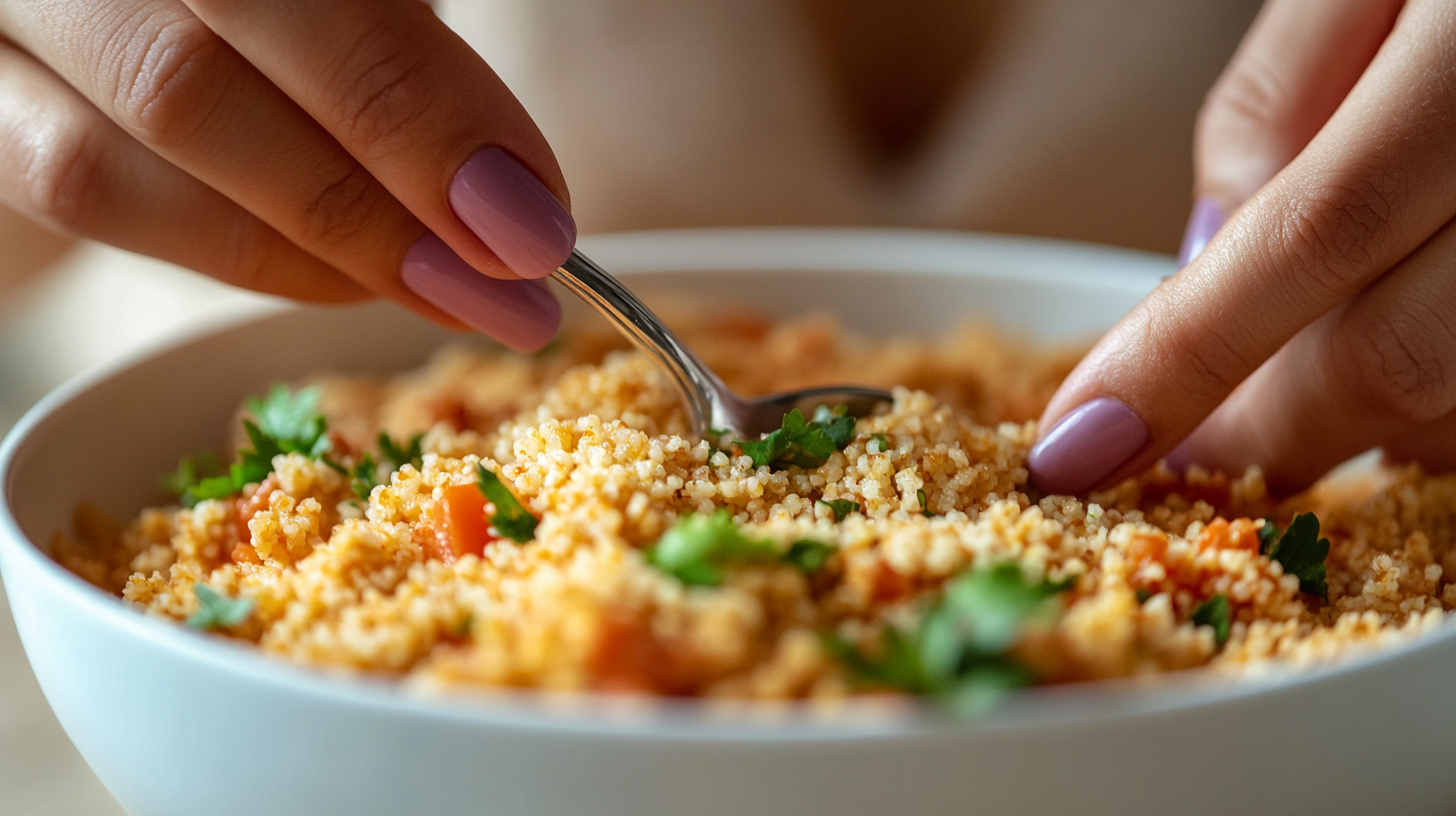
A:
<box><xmin>0</xmin><ymin>0</ymin><xmax>572</xmax><ymax>351</ymax></box>
<box><xmin>1027</xmin><ymin>0</ymin><xmax>1456</xmax><ymax>496</ymax></box>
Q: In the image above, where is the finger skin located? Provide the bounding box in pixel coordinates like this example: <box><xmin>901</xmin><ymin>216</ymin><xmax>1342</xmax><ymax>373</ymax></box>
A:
<box><xmin>0</xmin><ymin>38</ymin><xmax>368</xmax><ymax>302</ymax></box>
<box><xmin>1173</xmin><ymin>215</ymin><xmax>1456</xmax><ymax>493</ymax></box>
<box><xmin>178</xmin><ymin>0</ymin><xmax>570</xmax><ymax>281</ymax></box>
<box><xmin>1195</xmin><ymin>0</ymin><xmax>1402</xmax><ymax>208</ymax></box>
<box><xmin>1037</xmin><ymin>0</ymin><xmax>1456</xmax><ymax>489</ymax></box>
<box><xmin>1384</xmin><ymin>411</ymin><xmax>1456</xmax><ymax>474</ymax></box>
<box><xmin>0</xmin><ymin>0</ymin><xmax>465</xmax><ymax>325</ymax></box>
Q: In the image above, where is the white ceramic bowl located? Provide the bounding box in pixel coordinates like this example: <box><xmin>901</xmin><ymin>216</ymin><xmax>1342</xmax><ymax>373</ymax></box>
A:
<box><xmin>5</xmin><ymin>228</ymin><xmax>1456</xmax><ymax>816</ymax></box>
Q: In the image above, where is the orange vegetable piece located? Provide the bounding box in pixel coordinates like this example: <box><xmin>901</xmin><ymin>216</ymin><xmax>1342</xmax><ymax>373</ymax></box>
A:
<box><xmin>436</xmin><ymin>482</ymin><xmax>496</xmax><ymax>559</ymax></box>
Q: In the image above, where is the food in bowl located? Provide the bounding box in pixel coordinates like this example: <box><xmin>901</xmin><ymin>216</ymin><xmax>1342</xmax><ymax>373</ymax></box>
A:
<box><xmin>51</xmin><ymin>309</ymin><xmax>1456</xmax><ymax>706</ymax></box>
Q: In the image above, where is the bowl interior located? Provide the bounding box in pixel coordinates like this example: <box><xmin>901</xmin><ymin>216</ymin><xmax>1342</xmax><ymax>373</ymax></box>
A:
<box><xmin>3</xmin><ymin>229</ymin><xmax>1168</xmax><ymax>551</ymax></box>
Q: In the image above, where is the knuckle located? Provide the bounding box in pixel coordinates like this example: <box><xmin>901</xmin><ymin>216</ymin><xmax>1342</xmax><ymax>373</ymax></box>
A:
<box><xmin>1271</xmin><ymin>177</ymin><xmax>1399</xmax><ymax>298</ymax></box>
<box><xmin>323</xmin><ymin>30</ymin><xmax>433</xmax><ymax>156</ymax></box>
<box><xmin>105</xmin><ymin>12</ymin><xmax>224</xmax><ymax>146</ymax></box>
<box><xmin>296</xmin><ymin>161</ymin><xmax>390</xmax><ymax>248</ymax></box>
<box><xmin>1201</xmin><ymin>53</ymin><xmax>1288</xmax><ymax>138</ymax></box>
<box><xmin>15</xmin><ymin>121</ymin><xmax>107</xmax><ymax>234</ymax></box>
<box><xmin>1336</xmin><ymin>307</ymin><xmax>1456</xmax><ymax>424</ymax></box>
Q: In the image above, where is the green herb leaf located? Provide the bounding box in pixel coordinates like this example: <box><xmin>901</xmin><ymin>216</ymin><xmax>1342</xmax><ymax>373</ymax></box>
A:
<box><xmin>734</xmin><ymin>406</ymin><xmax>857</xmax><ymax>470</ymax></box>
<box><xmin>186</xmin><ymin>584</ymin><xmax>254</xmax><ymax>630</ymax></box>
<box><xmin>474</xmin><ymin>464</ymin><xmax>538</xmax><ymax>543</ymax></box>
<box><xmin>247</xmin><ymin>384</ymin><xmax>331</xmax><ymax>458</ymax></box>
<box><xmin>1262</xmin><ymin>512</ymin><xmax>1330</xmax><ymax>599</ymax></box>
<box><xmin>1191</xmin><ymin>594</ymin><xmax>1230</xmax><ymax>647</ymax></box>
<box><xmin>829</xmin><ymin>563</ymin><xmax>1069</xmax><ymax>711</ymax></box>
<box><xmin>377</xmin><ymin>432</ymin><xmax>424</xmax><ymax>472</ymax></box>
<box><xmin>868</xmin><ymin>433</ymin><xmax>890</xmax><ymax>454</ymax></box>
<box><xmin>784</xmin><ymin>539</ymin><xmax>836</xmax><ymax>573</ymax></box>
<box><xmin>917</xmin><ymin>488</ymin><xmax>936</xmax><ymax>517</ymax></box>
<box><xmin>644</xmin><ymin>510</ymin><xmax>777</xmax><ymax>586</ymax></box>
<box><xmin>452</xmin><ymin>613</ymin><xmax>475</xmax><ymax>637</ymax></box>
<box><xmin>161</xmin><ymin>452</ymin><xmax>231</xmax><ymax>508</ymax></box>
<box><xmin>347</xmin><ymin>453</ymin><xmax>378</xmax><ymax>501</ymax></box>
<box><xmin>818</xmin><ymin>498</ymin><xmax>860</xmax><ymax>522</ymax></box>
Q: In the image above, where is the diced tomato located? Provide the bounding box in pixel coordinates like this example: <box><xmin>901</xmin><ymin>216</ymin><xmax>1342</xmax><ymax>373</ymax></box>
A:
<box><xmin>435</xmin><ymin>482</ymin><xmax>497</xmax><ymax>559</ymax></box>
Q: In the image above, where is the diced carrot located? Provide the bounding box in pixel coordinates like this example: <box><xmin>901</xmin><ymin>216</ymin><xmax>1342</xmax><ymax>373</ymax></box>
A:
<box><xmin>234</xmin><ymin>476</ymin><xmax>278</xmax><ymax>543</ymax></box>
<box><xmin>230</xmin><ymin>543</ymin><xmax>261</xmax><ymax>565</ymax></box>
<box><xmin>436</xmin><ymin>482</ymin><xmax>496</xmax><ymax>559</ymax></box>
<box><xmin>1197</xmin><ymin>517</ymin><xmax>1262</xmax><ymax>552</ymax></box>
<box><xmin>589</xmin><ymin>611</ymin><xmax>700</xmax><ymax>696</ymax></box>
<box><xmin>872</xmin><ymin>563</ymin><xmax>913</xmax><ymax>603</ymax></box>
<box><xmin>1126</xmin><ymin>533</ymin><xmax>1169</xmax><ymax>566</ymax></box>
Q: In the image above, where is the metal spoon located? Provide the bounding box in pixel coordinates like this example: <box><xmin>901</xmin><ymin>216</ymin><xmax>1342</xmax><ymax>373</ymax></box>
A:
<box><xmin>551</xmin><ymin>249</ymin><xmax>893</xmax><ymax>438</ymax></box>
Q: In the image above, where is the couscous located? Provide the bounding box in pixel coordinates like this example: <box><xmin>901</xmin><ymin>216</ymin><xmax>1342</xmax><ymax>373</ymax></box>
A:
<box><xmin>53</xmin><ymin>310</ymin><xmax>1456</xmax><ymax>706</ymax></box>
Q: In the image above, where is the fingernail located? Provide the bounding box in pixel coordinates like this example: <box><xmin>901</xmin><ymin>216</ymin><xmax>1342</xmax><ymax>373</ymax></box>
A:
<box><xmin>449</xmin><ymin>146</ymin><xmax>576</xmax><ymax>279</ymax></box>
<box><xmin>1176</xmin><ymin>196</ymin><xmax>1226</xmax><ymax>267</ymax></box>
<box><xmin>1028</xmin><ymin>397</ymin><xmax>1149</xmax><ymax>495</ymax></box>
<box><xmin>402</xmin><ymin>232</ymin><xmax>561</xmax><ymax>352</ymax></box>
<box><xmin>1163</xmin><ymin>439</ymin><xmax>1195</xmax><ymax>475</ymax></box>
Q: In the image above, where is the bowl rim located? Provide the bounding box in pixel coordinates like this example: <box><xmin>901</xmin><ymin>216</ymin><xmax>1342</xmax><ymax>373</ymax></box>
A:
<box><xmin>4</xmin><ymin>225</ymin><xmax>1452</xmax><ymax>740</ymax></box>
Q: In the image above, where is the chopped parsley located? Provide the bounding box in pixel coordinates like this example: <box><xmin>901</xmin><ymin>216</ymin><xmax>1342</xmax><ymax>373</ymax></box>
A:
<box><xmin>645</xmin><ymin>510</ymin><xmax>776</xmax><ymax>586</ymax></box>
<box><xmin>337</xmin><ymin>432</ymin><xmax>427</xmax><ymax>501</ymax></box>
<box><xmin>1259</xmin><ymin>513</ymin><xmax>1330</xmax><ymax>600</ymax></box>
<box><xmin>784</xmin><ymin>539</ymin><xmax>836</xmax><ymax>573</ymax></box>
<box><xmin>164</xmin><ymin>385</ymin><xmax>334</xmax><ymax>507</ymax></box>
<box><xmin>826</xmin><ymin>563</ymin><xmax>1069</xmax><ymax>714</ymax></box>
<box><xmin>818</xmin><ymin>499</ymin><xmax>861</xmax><ymax>522</ymax></box>
<box><xmin>868</xmin><ymin>433</ymin><xmax>890</xmax><ymax>454</ymax></box>
<box><xmin>917</xmin><ymin>489</ymin><xmax>936</xmax><ymax>517</ymax></box>
<box><xmin>378</xmin><ymin>432</ymin><xmax>425</xmax><ymax>473</ymax></box>
<box><xmin>474</xmin><ymin>464</ymin><xmax>538</xmax><ymax>543</ymax></box>
<box><xmin>645</xmin><ymin>510</ymin><xmax>836</xmax><ymax>586</ymax></box>
<box><xmin>186</xmin><ymin>584</ymin><xmax>254</xmax><ymax>630</ymax></box>
<box><xmin>734</xmin><ymin>406</ymin><xmax>856</xmax><ymax>469</ymax></box>
<box><xmin>1191</xmin><ymin>594</ymin><xmax>1231</xmax><ymax>647</ymax></box>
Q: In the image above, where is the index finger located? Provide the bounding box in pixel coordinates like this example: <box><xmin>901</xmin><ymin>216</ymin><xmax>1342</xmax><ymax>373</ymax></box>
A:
<box><xmin>1029</xmin><ymin>0</ymin><xmax>1456</xmax><ymax>494</ymax></box>
<box><xmin>180</xmin><ymin>0</ymin><xmax>576</xmax><ymax>280</ymax></box>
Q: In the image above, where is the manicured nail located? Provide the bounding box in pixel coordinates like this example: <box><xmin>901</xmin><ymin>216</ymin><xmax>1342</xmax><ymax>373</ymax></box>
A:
<box><xmin>1028</xmin><ymin>397</ymin><xmax>1149</xmax><ymax>495</ymax></box>
<box><xmin>1163</xmin><ymin>439</ymin><xmax>1196</xmax><ymax>475</ymax></box>
<box><xmin>402</xmin><ymin>232</ymin><xmax>560</xmax><ymax>352</ymax></box>
<box><xmin>1176</xmin><ymin>196</ymin><xmax>1226</xmax><ymax>267</ymax></box>
<box><xmin>448</xmin><ymin>147</ymin><xmax>576</xmax><ymax>279</ymax></box>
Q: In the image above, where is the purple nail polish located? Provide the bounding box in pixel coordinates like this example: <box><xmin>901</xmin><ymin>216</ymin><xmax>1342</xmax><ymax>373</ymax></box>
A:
<box><xmin>402</xmin><ymin>232</ymin><xmax>561</xmax><ymax>352</ymax></box>
<box><xmin>1176</xmin><ymin>196</ymin><xmax>1226</xmax><ymax>267</ymax></box>
<box><xmin>1028</xmin><ymin>397</ymin><xmax>1149</xmax><ymax>495</ymax></box>
<box><xmin>449</xmin><ymin>147</ymin><xmax>576</xmax><ymax>279</ymax></box>
<box><xmin>1162</xmin><ymin>439</ymin><xmax>1196</xmax><ymax>475</ymax></box>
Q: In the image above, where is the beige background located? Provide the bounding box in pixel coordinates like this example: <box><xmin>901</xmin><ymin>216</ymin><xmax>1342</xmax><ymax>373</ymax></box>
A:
<box><xmin>0</xmin><ymin>0</ymin><xmax>1262</xmax><ymax>812</ymax></box>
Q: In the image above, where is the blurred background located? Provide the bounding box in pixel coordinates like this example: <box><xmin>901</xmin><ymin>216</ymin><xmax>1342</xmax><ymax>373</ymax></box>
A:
<box><xmin>0</xmin><ymin>0</ymin><xmax>1260</xmax><ymax>811</ymax></box>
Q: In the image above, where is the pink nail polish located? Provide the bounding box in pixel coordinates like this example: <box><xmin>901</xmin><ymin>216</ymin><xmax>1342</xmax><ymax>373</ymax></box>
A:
<box><xmin>401</xmin><ymin>232</ymin><xmax>560</xmax><ymax>352</ymax></box>
<box><xmin>448</xmin><ymin>147</ymin><xmax>576</xmax><ymax>279</ymax></box>
<box><xmin>1176</xmin><ymin>196</ymin><xmax>1226</xmax><ymax>268</ymax></box>
<box><xmin>1028</xmin><ymin>397</ymin><xmax>1149</xmax><ymax>495</ymax></box>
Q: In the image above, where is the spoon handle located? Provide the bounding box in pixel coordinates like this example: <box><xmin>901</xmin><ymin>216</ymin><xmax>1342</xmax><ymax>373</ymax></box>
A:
<box><xmin>552</xmin><ymin>249</ymin><xmax>724</xmax><ymax>436</ymax></box>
